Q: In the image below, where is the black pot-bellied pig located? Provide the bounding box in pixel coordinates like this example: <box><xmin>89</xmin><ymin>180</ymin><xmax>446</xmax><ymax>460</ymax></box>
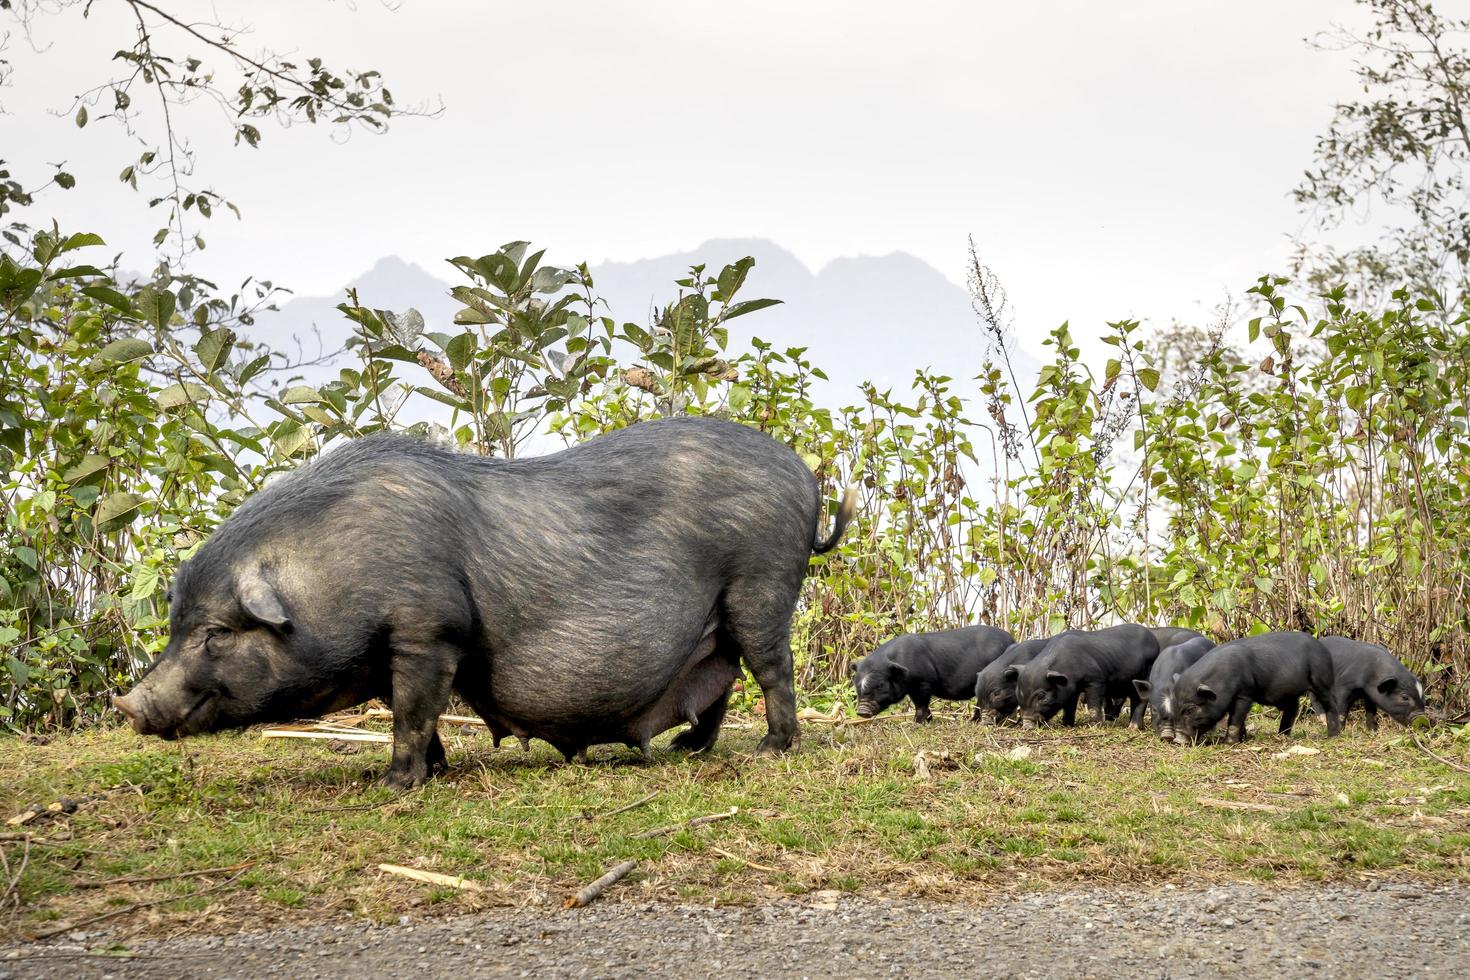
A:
<box><xmin>1312</xmin><ymin>637</ymin><xmax>1427</xmax><ymax>730</ymax></box>
<box><xmin>1015</xmin><ymin>624</ymin><xmax>1159</xmax><ymax>729</ymax></box>
<box><xmin>974</xmin><ymin>634</ymin><xmax>1066</xmax><ymax>725</ymax></box>
<box><xmin>1168</xmin><ymin>631</ymin><xmax>1340</xmax><ymax>745</ymax></box>
<box><xmin>1132</xmin><ymin>636</ymin><xmax>1216</xmax><ymax>741</ymax></box>
<box><xmin>850</xmin><ymin>625</ymin><xmax>1015</xmax><ymax>722</ymax></box>
<box><xmin>1149</xmin><ymin>626</ymin><xmax>1205</xmax><ymax>650</ymax></box>
<box><xmin>114</xmin><ymin>418</ymin><xmax>856</xmax><ymax>788</ymax></box>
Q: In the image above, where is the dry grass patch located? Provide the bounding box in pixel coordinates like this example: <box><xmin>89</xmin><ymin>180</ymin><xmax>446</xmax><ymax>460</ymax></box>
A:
<box><xmin>0</xmin><ymin>708</ymin><xmax>1467</xmax><ymax>941</ymax></box>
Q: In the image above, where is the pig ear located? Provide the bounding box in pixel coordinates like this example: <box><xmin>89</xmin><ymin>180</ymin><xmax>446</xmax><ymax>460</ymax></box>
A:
<box><xmin>1376</xmin><ymin>677</ymin><xmax>1399</xmax><ymax>696</ymax></box>
<box><xmin>887</xmin><ymin>662</ymin><xmax>909</xmax><ymax>681</ymax></box>
<box><xmin>1195</xmin><ymin>684</ymin><xmax>1217</xmax><ymax>702</ymax></box>
<box><xmin>237</xmin><ymin>568</ymin><xmax>291</xmax><ymax>630</ymax></box>
<box><xmin>847</xmin><ymin>661</ymin><xmax>859</xmax><ymax>677</ymax></box>
<box><xmin>1133</xmin><ymin>679</ymin><xmax>1151</xmax><ymax>698</ymax></box>
<box><xmin>1003</xmin><ymin>666</ymin><xmax>1020</xmax><ymax>682</ymax></box>
<box><xmin>1045</xmin><ymin>670</ymin><xmax>1069</xmax><ymax>688</ymax></box>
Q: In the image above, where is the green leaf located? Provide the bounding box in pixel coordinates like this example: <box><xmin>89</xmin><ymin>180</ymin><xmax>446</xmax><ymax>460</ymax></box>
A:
<box><xmin>93</xmin><ymin>337</ymin><xmax>153</xmax><ymax>366</ymax></box>
<box><xmin>722</xmin><ymin>298</ymin><xmax>782</xmax><ymax>321</ymax></box>
<box><xmin>129</xmin><ymin>566</ymin><xmax>162</xmax><ymax>602</ymax></box>
<box><xmin>135</xmin><ymin>285</ymin><xmax>177</xmax><ymax>329</ymax></box>
<box><xmin>269</xmin><ymin>422</ymin><xmax>312</xmax><ymax>458</ymax></box>
<box><xmin>62</xmin><ymin>454</ymin><xmax>110</xmax><ymax>485</ymax></box>
<box><xmin>1137</xmin><ymin>367</ymin><xmax>1160</xmax><ymax>392</ymax></box>
<box><xmin>445</xmin><ymin>332</ymin><xmax>476</xmax><ymax>371</ymax></box>
<box><xmin>80</xmin><ymin>285</ymin><xmax>137</xmax><ymax>314</ymax></box>
<box><xmin>75</xmin><ymin>105</ymin><xmax>88</xmax><ymax>127</ymax></box>
<box><xmin>193</xmin><ymin>327</ymin><xmax>236</xmax><ymax>375</ymax></box>
<box><xmin>155</xmin><ymin>381</ymin><xmax>211</xmax><ymax>410</ymax></box>
<box><xmin>280</xmin><ymin>385</ymin><xmax>323</xmax><ymax>405</ymax></box>
<box><xmin>13</xmin><ymin>546</ymin><xmax>38</xmax><ymax>571</ymax></box>
<box><xmin>95</xmin><ymin>492</ymin><xmax>146</xmax><ymax>532</ymax></box>
<box><xmin>237</xmin><ymin>354</ymin><xmax>271</xmax><ymax>386</ymax></box>
<box><xmin>60</xmin><ymin>232</ymin><xmax>105</xmax><ymax>253</ymax></box>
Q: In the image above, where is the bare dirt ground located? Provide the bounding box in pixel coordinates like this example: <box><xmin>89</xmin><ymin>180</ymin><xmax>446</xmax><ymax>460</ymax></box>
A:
<box><xmin>4</xmin><ymin>882</ymin><xmax>1467</xmax><ymax>979</ymax></box>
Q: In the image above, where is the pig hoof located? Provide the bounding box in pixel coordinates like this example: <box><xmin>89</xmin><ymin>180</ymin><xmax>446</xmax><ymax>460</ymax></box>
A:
<box><xmin>378</xmin><ymin>768</ymin><xmax>428</xmax><ymax>791</ymax></box>
<box><xmin>670</xmin><ymin>730</ymin><xmax>714</xmax><ymax>753</ymax></box>
<box><xmin>754</xmin><ymin>734</ymin><xmax>793</xmax><ymax>757</ymax></box>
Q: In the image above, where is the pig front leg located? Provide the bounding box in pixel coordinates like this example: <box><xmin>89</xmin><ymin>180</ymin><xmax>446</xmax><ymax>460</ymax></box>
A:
<box><xmin>383</xmin><ymin>642</ymin><xmax>458</xmax><ymax>790</ymax></box>
<box><xmin>1226</xmin><ymin>697</ymin><xmax>1252</xmax><ymax>743</ymax></box>
<box><xmin>912</xmin><ymin>693</ymin><xmax>933</xmax><ymax>724</ymax></box>
<box><xmin>1078</xmin><ymin>686</ymin><xmax>1104</xmax><ymax>725</ymax></box>
<box><xmin>1127</xmin><ymin>692</ymin><xmax>1147</xmax><ymax>730</ymax></box>
<box><xmin>1362</xmin><ymin>699</ymin><xmax>1379</xmax><ymax>731</ymax></box>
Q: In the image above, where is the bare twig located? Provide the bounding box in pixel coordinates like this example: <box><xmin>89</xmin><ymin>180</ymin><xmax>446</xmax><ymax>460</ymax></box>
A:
<box><xmin>633</xmin><ymin>807</ymin><xmax>740</xmax><ymax>840</ymax></box>
<box><xmin>30</xmin><ymin>869</ymin><xmax>248</xmax><ymax>941</ymax></box>
<box><xmin>564</xmin><ymin>860</ymin><xmax>636</xmax><ymax>908</ymax></box>
<box><xmin>709</xmin><ymin>847</ymin><xmax>781</xmax><ymax>873</ymax></box>
<box><xmin>584</xmin><ymin>791</ymin><xmax>658</xmax><ymax>822</ymax></box>
<box><xmin>1195</xmin><ymin>797</ymin><xmax>1286</xmax><ymax>814</ymax></box>
<box><xmin>0</xmin><ymin>836</ymin><xmax>30</xmax><ymax>912</ymax></box>
<box><xmin>1412</xmin><ymin>730</ymin><xmax>1470</xmax><ymax>775</ymax></box>
<box><xmin>74</xmin><ymin>862</ymin><xmax>254</xmax><ymax>890</ymax></box>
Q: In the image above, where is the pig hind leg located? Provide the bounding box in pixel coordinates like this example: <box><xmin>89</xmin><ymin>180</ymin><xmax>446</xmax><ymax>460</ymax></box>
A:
<box><xmin>1277</xmin><ymin>697</ymin><xmax>1301</xmax><ymax>736</ymax></box>
<box><xmin>721</xmin><ymin>580</ymin><xmax>800</xmax><ymax>756</ymax></box>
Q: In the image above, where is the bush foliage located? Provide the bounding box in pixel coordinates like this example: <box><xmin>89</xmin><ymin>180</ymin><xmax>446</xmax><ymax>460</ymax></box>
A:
<box><xmin>3</xmin><ymin>230</ymin><xmax>1468</xmax><ymax>730</ymax></box>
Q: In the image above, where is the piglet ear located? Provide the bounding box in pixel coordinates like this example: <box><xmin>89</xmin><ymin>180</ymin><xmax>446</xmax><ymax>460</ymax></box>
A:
<box><xmin>847</xmin><ymin>661</ymin><xmax>859</xmax><ymax>677</ymax></box>
<box><xmin>237</xmin><ymin>568</ymin><xmax>291</xmax><ymax>630</ymax></box>
<box><xmin>887</xmin><ymin>662</ymin><xmax>909</xmax><ymax>681</ymax></box>
<box><xmin>1003</xmin><ymin>666</ymin><xmax>1020</xmax><ymax>682</ymax></box>
<box><xmin>1375</xmin><ymin>677</ymin><xmax>1399</xmax><ymax>696</ymax></box>
<box><xmin>1133</xmin><ymin>679</ymin><xmax>1151</xmax><ymax>698</ymax></box>
<box><xmin>1195</xmin><ymin>684</ymin><xmax>1217</xmax><ymax>702</ymax></box>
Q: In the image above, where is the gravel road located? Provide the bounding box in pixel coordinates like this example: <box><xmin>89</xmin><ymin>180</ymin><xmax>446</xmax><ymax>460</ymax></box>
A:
<box><xmin>4</xmin><ymin>882</ymin><xmax>1467</xmax><ymax>979</ymax></box>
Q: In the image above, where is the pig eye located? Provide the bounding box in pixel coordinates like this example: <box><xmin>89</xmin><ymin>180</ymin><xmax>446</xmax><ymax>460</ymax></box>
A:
<box><xmin>203</xmin><ymin>627</ymin><xmax>233</xmax><ymax>654</ymax></box>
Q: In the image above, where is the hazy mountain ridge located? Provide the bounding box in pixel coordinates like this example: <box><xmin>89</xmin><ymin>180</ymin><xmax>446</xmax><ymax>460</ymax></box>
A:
<box><xmin>248</xmin><ymin>239</ymin><xmax>1041</xmax><ymax>405</ymax></box>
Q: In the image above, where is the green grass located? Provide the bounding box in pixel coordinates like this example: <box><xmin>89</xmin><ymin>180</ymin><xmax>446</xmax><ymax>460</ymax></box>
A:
<box><xmin>1</xmin><ymin>708</ymin><xmax>1467</xmax><ymax>940</ymax></box>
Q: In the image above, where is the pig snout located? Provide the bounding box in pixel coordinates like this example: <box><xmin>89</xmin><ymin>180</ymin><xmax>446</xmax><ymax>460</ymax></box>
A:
<box><xmin>113</xmin><ymin>692</ymin><xmax>146</xmax><ymax>733</ymax></box>
<box><xmin>1158</xmin><ymin>724</ymin><xmax>1175</xmax><ymax>743</ymax></box>
<box><xmin>1020</xmin><ymin>716</ymin><xmax>1038</xmax><ymax>730</ymax></box>
<box><xmin>855</xmin><ymin>701</ymin><xmax>878</xmax><ymax>719</ymax></box>
<box><xmin>978</xmin><ymin>709</ymin><xmax>998</xmax><ymax>726</ymax></box>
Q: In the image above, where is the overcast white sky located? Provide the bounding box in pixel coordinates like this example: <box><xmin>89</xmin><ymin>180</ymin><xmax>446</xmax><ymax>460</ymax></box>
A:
<box><xmin>6</xmin><ymin>0</ymin><xmax>1382</xmax><ymax>354</ymax></box>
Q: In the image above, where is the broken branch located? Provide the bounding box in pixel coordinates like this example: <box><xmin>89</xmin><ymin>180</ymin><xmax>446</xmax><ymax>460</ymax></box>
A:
<box><xmin>585</xmin><ymin>791</ymin><xmax>658</xmax><ymax>822</ymax></box>
<box><xmin>564</xmin><ymin>859</ymin><xmax>636</xmax><ymax>908</ymax></box>
<box><xmin>633</xmin><ymin>806</ymin><xmax>740</xmax><ymax>839</ymax></box>
<box><xmin>74</xmin><ymin>862</ymin><xmax>255</xmax><ymax>890</ymax></box>
<box><xmin>377</xmin><ymin>864</ymin><xmax>485</xmax><ymax>892</ymax></box>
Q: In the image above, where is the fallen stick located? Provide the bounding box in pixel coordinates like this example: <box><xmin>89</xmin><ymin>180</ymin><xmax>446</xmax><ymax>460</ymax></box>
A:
<box><xmin>74</xmin><ymin>862</ymin><xmax>254</xmax><ymax>890</ymax></box>
<box><xmin>261</xmin><ymin>729</ymin><xmax>391</xmax><ymax>743</ymax></box>
<box><xmin>6</xmin><ymin>793</ymin><xmax>106</xmax><ymax>828</ymax></box>
<box><xmin>564</xmin><ymin>860</ymin><xmax>636</xmax><ymax>908</ymax></box>
<box><xmin>585</xmin><ymin>791</ymin><xmax>658</xmax><ymax>821</ymax></box>
<box><xmin>710</xmin><ymin>847</ymin><xmax>781</xmax><ymax>873</ymax></box>
<box><xmin>365</xmin><ymin>708</ymin><xmax>486</xmax><ymax>727</ymax></box>
<box><xmin>377</xmin><ymin>864</ymin><xmax>485</xmax><ymax>892</ymax></box>
<box><xmin>633</xmin><ymin>807</ymin><xmax>740</xmax><ymax>839</ymax></box>
<box><xmin>30</xmin><ymin>869</ymin><xmax>247</xmax><ymax>941</ymax></box>
<box><xmin>1412</xmin><ymin>731</ymin><xmax>1470</xmax><ymax>775</ymax></box>
<box><xmin>1195</xmin><ymin>796</ymin><xmax>1286</xmax><ymax>814</ymax></box>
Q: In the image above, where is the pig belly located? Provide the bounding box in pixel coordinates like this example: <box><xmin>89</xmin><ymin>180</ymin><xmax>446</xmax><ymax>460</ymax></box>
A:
<box><xmin>478</xmin><ymin>628</ymin><xmax>736</xmax><ymax>747</ymax></box>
